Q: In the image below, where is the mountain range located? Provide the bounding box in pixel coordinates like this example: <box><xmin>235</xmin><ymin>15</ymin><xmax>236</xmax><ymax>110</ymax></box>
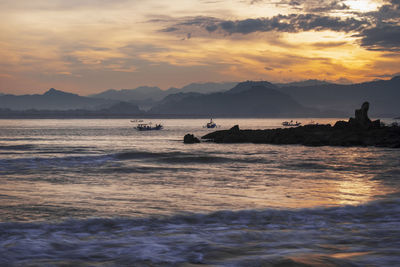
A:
<box><xmin>279</xmin><ymin>76</ymin><xmax>400</xmax><ymax>117</ymax></box>
<box><xmin>0</xmin><ymin>77</ymin><xmax>399</xmax><ymax>117</ymax></box>
<box><xmin>89</xmin><ymin>82</ymin><xmax>237</xmax><ymax>110</ymax></box>
<box><xmin>150</xmin><ymin>81</ymin><xmax>317</xmax><ymax>117</ymax></box>
<box><xmin>274</xmin><ymin>80</ymin><xmax>333</xmax><ymax>88</ymax></box>
<box><xmin>0</xmin><ymin>88</ymin><xmax>115</xmax><ymax>111</ymax></box>
<box><xmin>149</xmin><ymin>77</ymin><xmax>400</xmax><ymax>117</ymax></box>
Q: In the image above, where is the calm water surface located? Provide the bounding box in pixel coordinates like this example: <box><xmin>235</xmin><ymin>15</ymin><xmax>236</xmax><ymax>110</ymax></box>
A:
<box><xmin>0</xmin><ymin>118</ymin><xmax>399</xmax><ymax>266</ymax></box>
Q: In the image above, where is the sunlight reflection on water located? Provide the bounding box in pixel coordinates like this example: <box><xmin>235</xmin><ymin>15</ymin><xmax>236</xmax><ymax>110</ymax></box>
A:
<box><xmin>0</xmin><ymin>118</ymin><xmax>399</xmax><ymax>222</ymax></box>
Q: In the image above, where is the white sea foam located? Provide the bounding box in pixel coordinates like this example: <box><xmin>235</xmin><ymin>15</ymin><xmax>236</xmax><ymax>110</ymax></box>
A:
<box><xmin>0</xmin><ymin>198</ymin><xmax>399</xmax><ymax>266</ymax></box>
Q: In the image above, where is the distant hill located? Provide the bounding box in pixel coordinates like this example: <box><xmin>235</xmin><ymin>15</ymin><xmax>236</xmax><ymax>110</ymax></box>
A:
<box><xmin>175</xmin><ymin>82</ymin><xmax>237</xmax><ymax>94</ymax></box>
<box><xmin>0</xmin><ymin>88</ymin><xmax>116</xmax><ymax>110</ymax></box>
<box><xmin>226</xmin><ymin>81</ymin><xmax>276</xmax><ymax>94</ymax></box>
<box><xmin>275</xmin><ymin>80</ymin><xmax>333</xmax><ymax>87</ymax></box>
<box><xmin>89</xmin><ymin>86</ymin><xmax>168</xmax><ymax>111</ymax></box>
<box><xmin>2</xmin><ymin>77</ymin><xmax>398</xmax><ymax>117</ymax></box>
<box><xmin>278</xmin><ymin>76</ymin><xmax>400</xmax><ymax>117</ymax></box>
<box><xmin>90</xmin><ymin>82</ymin><xmax>237</xmax><ymax>110</ymax></box>
<box><xmin>90</xmin><ymin>86</ymin><xmax>166</xmax><ymax>102</ymax></box>
<box><xmin>149</xmin><ymin>81</ymin><xmax>321</xmax><ymax>117</ymax></box>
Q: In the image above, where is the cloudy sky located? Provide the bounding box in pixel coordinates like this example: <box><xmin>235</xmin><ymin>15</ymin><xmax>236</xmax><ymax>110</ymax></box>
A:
<box><xmin>0</xmin><ymin>0</ymin><xmax>399</xmax><ymax>95</ymax></box>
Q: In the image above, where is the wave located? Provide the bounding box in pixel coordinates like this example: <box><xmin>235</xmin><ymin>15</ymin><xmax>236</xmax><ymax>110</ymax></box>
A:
<box><xmin>116</xmin><ymin>150</ymin><xmax>271</xmax><ymax>164</ymax></box>
<box><xmin>116</xmin><ymin>150</ymin><xmax>185</xmax><ymax>160</ymax></box>
<box><xmin>115</xmin><ymin>150</ymin><xmax>227</xmax><ymax>163</ymax></box>
<box><xmin>0</xmin><ymin>143</ymin><xmax>97</xmax><ymax>153</ymax></box>
<box><xmin>1</xmin><ymin>198</ymin><xmax>399</xmax><ymax>266</ymax></box>
<box><xmin>0</xmin><ymin>144</ymin><xmax>35</xmax><ymax>151</ymax></box>
<box><xmin>0</xmin><ymin>150</ymin><xmax>235</xmax><ymax>174</ymax></box>
<box><xmin>0</xmin><ymin>154</ymin><xmax>115</xmax><ymax>174</ymax></box>
<box><xmin>101</xmin><ymin>166</ymin><xmax>194</xmax><ymax>174</ymax></box>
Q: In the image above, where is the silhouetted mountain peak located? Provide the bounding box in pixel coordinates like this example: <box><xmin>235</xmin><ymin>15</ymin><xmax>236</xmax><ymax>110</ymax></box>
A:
<box><xmin>149</xmin><ymin>80</ymin><xmax>311</xmax><ymax>117</ymax></box>
<box><xmin>43</xmin><ymin>88</ymin><xmax>78</xmax><ymax>97</ymax></box>
<box><xmin>227</xmin><ymin>81</ymin><xmax>276</xmax><ymax>94</ymax></box>
<box><xmin>391</xmin><ymin>75</ymin><xmax>400</xmax><ymax>81</ymax></box>
<box><xmin>178</xmin><ymin>82</ymin><xmax>238</xmax><ymax>94</ymax></box>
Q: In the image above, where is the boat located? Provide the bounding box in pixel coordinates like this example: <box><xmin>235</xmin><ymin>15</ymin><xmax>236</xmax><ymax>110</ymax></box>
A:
<box><xmin>282</xmin><ymin>120</ymin><xmax>301</xmax><ymax>127</ymax></box>
<box><xmin>135</xmin><ymin>123</ymin><xmax>163</xmax><ymax>131</ymax></box>
<box><xmin>204</xmin><ymin>118</ymin><xmax>217</xmax><ymax>128</ymax></box>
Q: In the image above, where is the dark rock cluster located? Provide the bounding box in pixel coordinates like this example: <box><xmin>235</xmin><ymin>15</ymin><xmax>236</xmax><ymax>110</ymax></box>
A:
<box><xmin>184</xmin><ymin>134</ymin><xmax>200</xmax><ymax>144</ymax></box>
<box><xmin>199</xmin><ymin>102</ymin><xmax>400</xmax><ymax>148</ymax></box>
<box><xmin>335</xmin><ymin>101</ymin><xmax>381</xmax><ymax>129</ymax></box>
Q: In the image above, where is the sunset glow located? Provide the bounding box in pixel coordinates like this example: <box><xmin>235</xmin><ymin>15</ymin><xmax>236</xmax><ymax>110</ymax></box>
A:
<box><xmin>0</xmin><ymin>0</ymin><xmax>399</xmax><ymax>94</ymax></box>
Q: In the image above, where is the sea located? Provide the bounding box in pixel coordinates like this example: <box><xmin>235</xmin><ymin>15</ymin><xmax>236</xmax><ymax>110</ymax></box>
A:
<box><xmin>0</xmin><ymin>118</ymin><xmax>399</xmax><ymax>266</ymax></box>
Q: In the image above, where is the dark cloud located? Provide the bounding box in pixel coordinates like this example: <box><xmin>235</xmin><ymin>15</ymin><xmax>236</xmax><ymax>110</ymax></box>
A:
<box><xmin>308</xmin><ymin>1</ymin><xmax>349</xmax><ymax>12</ymax></box>
<box><xmin>357</xmin><ymin>0</ymin><xmax>400</xmax><ymax>51</ymax></box>
<box><xmin>205</xmin><ymin>24</ymin><xmax>218</xmax><ymax>32</ymax></box>
<box><xmin>287</xmin><ymin>0</ymin><xmax>349</xmax><ymax>12</ymax></box>
<box><xmin>365</xmin><ymin>0</ymin><xmax>400</xmax><ymax>22</ymax></box>
<box><xmin>155</xmin><ymin>0</ymin><xmax>400</xmax><ymax>52</ymax></box>
<box><xmin>359</xmin><ymin>25</ymin><xmax>400</xmax><ymax>51</ymax></box>
<box><xmin>290</xmin><ymin>14</ymin><xmax>366</xmax><ymax>32</ymax></box>
<box><xmin>248</xmin><ymin>0</ymin><xmax>349</xmax><ymax>13</ymax></box>
<box><xmin>176</xmin><ymin>16</ymin><xmax>221</xmax><ymax>26</ymax></box>
<box><xmin>161</xmin><ymin>27</ymin><xmax>179</xmax><ymax>32</ymax></box>
<box><xmin>161</xmin><ymin>14</ymin><xmax>368</xmax><ymax>35</ymax></box>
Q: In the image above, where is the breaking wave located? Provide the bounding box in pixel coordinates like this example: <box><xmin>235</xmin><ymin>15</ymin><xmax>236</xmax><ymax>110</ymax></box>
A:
<box><xmin>0</xmin><ymin>149</ymin><xmax>271</xmax><ymax>174</ymax></box>
<box><xmin>1</xmin><ymin>198</ymin><xmax>399</xmax><ymax>266</ymax></box>
<box><xmin>0</xmin><ymin>144</ymin><xmax>35</xmax><ymax>150</ymax></box>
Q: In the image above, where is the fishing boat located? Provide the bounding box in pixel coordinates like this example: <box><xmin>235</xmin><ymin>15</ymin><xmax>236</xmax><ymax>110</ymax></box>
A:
<box><xmin>282</xmin><ymin>120</ymin><xmax>301</xmax><ymax>127</ymax></box>
<box><xmin>204</xmin><ymin>118</ymin><xmax>217</xmax><ymax>128</ymax></box>
<box><xmin>135</xmin><ymin>123</ymin><xmax>163</xmax><ymax>131</ymax></box>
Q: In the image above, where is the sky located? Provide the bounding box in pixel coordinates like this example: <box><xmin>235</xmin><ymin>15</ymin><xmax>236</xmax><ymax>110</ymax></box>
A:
<box><xmin>0</xmin><ymin>0</ymin><xmax>399</xmax><ymax>95</ymax></box>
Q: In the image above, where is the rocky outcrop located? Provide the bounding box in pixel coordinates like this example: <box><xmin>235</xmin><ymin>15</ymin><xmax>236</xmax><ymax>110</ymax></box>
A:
<box><xmin>184</xmin><ymin>134</ymin><xmax>200</xmax><ymax>144</ymax></box>
<box><xmin>201</xmin><ymin>103</ymin><xmax>400</xmax><ymax>148</ymax></box>
<box><xmin>341</xmin><ymin>101</ymin><xmax>381</xmax><ymax>129</ymax></box>
<box><xmin>334</xmin><ymin>105</ymin><xmax>381</xmax><ymax>130</ymax></box>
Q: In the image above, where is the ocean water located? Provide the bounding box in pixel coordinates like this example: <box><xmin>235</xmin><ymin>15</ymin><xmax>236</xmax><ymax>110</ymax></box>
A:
<box><xmin>0</xmin><ymin>118</ymin><xmax>399</xmax><ymax>266</ymax></box>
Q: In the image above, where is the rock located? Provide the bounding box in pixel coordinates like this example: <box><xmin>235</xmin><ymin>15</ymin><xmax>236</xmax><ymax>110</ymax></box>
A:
<box><xmin>355</xmin><ymin>102</ymin><xmax>371</xmax><ymax>125</ymax></box>
<box><xmin>348</xmin><ymin>101</ymin><xmax>378</xmax><ymax>129</ymax></box>
<box><xmin>184</xmin><ymin>134</ymin><xmax>200</xmax><ymax>144</ymax></box>
<box><xmin>200</xmin><ymin>103</ymin><xmax>400</xmax><ymax>148</ymax></box>
<box><xmin>333</xmin><ymin>120</ymin><xmax>349</xmax><ymax>129</ymax></box>
<box><xmin>230</xmin><ymin>125</ymin><xmax>240</xmax><ymax>132</ymax></box>
<box><xmin>371</xmin><ymin>119</ymin><xmax>381</xmax><ymax>128</ymax></box>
